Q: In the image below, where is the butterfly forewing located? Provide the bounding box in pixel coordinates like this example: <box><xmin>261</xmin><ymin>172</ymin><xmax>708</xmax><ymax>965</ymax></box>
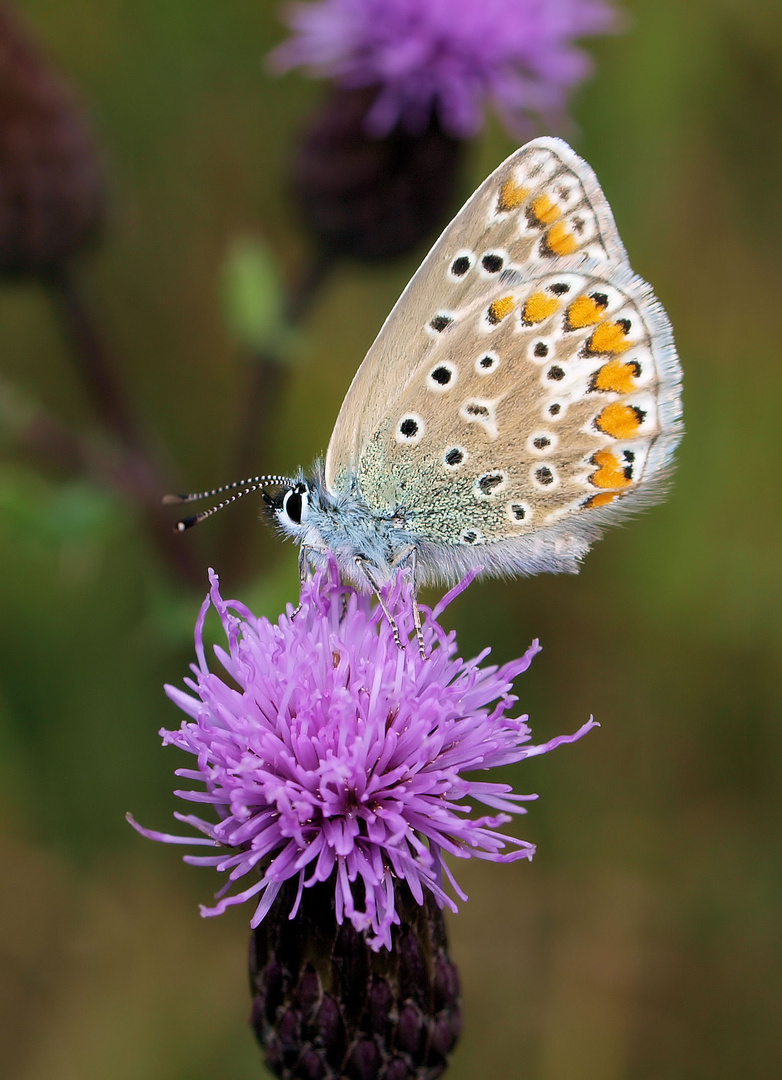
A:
<box><xmin>325</xmin><ymin>137</ymin><xmax>631</xmax><ymax>490</ymax></box>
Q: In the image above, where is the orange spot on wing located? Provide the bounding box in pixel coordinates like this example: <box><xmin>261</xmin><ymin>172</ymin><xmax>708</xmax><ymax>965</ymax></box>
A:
<box><xmin>588</xmin><ymin>321</ymin><xmax>631</xmax><ymax>354</ymax></box>
<box><xmin>498</xmin><ymin>178</ymin><xmax>529</xmax><ymax>212</ymax></box>
<box><xmin>583</xmin><ymin>492</ymin><xmax>618</xmax><ymax>508</ymax></box>
<box><xmin>595</xmin><ymin>402</ymin><xmax>645</xmax><ymax>439</ymax></box>
<box><xmin>530</xmin><ymin>194</ymin><xmax>560</xmax><ymax>225</ymax></box>
<box><xmin>589</xmin><ymin>449</ymin><xmax>633</xmax><ymax>490</ymax></box>
<box><xmin>566</xmin><ymin>294</ymin><xmax>606</xmax><ymax>329</ymax></box>
<box><xmin>522</xmin><ymin>291</ymin><xmax>559</xmax><ymax>324</ymax></box>
<box><xmin>487</xmin><ymin>295</ymin><xmax>516</xmax><ymax>324</ymax></box>
<box><xmin>591</xmin><ymin>358</ymin><xmax>639</xmax><ymax>394</ymax></box>
<box><xmin>544</xmin><ymin>220</ymin><xmax>577</xmax><ymax>256</ymax></box>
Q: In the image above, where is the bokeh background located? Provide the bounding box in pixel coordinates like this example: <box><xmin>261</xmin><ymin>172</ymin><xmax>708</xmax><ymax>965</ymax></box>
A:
<box><xmin>2</xmin><ymin>1</ymin><xmax>781</xmax><ymax>1078</ymax></box>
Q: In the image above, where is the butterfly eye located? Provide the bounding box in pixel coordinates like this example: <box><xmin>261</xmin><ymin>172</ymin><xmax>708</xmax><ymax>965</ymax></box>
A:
<box><xmin>282</xmin><ymin>484</ymin><xmax>309</xmax><ymax>526</ymax></box>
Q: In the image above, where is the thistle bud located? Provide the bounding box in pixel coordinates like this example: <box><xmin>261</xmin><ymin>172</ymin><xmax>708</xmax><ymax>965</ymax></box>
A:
<box><xmin>0</xmin><ymin>2</ymin><xmax>104</xmax><ymax>276</ymax></box>
<box><xmin>249</xmin><ymin>879</ymin><xmax>462</xmax><ymax>1080</ymax></box>
<box><xmin>291</xmin><ymin>86</ymin><xmax>463</xmax><ymax>263</ymax></box>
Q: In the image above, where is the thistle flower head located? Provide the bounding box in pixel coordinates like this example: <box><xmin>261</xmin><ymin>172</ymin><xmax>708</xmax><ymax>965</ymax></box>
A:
<box><xmin>130</xmin><ymin>563</ymin><xmax>595</xmax><ymax>951</ymax></box>
<box><xmin>271</xmin><ymin>0</ymin><xmax>617</xmax><ymax>137</ymax></box>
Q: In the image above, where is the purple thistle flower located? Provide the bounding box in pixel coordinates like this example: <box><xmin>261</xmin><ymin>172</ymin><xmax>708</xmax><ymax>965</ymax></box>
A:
<box><xmin>270</xmin><ymin>0</ymin><xmax>618</xmax><ymax>137</ymax></box>
<box><xmin>129</xmin><ymin>563</ymin><xmax>595</xmax><ymax>951</ymax></box>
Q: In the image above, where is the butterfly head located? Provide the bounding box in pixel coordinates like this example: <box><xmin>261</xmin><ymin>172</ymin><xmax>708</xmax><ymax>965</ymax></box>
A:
<box><xmin>267</xmin><ymin>479</ymin><xmax>311</xmax><ymax>538</ymax></box>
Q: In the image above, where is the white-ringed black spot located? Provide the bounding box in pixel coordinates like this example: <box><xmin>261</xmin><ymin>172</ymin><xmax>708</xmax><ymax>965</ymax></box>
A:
<box><xmin>547</xmin><ymin>365</ymin><xmax>565</xmax><ymax>381</ymax></box>
<box><xmin>460</xmin><ymin>528</ymin><xmax>484</xmax><ymax>545</ymax></box>
<box><xmin>430</xmin><ymin>314</ymin><xmax>453</xmax><ymax>333</ymax></box>
<box><xmin>474</xmin><ymin>470</ymin><xmax>507</xmax><ymax>498</ymax></box>
<box><xmin>395</xmin><ymin>414</ymin><xmax>425</xmax><ymax>445</ymax></box>
<box><xmin>427</xmin><ymin>363</ymin><xmax>457</xmax><ymax>392</ymax></box>
<box><xmin>475</xmin><ymin>351</ymin><xmax>499</xmax><ymax>375</ymax></box>
<box><xmin>460</xmin><ymin>398</ymin><xmax>498</xmax><ymax>439</ymax></box>
<box><xmin>535</xmin><ymin>466</ymin><xmax>554</xmax><ymax>486</ymax></box>
<box><xmin>534</xmin><ymin>341</ymin><xmax>549</xmax><ymax>357</ymax></box>
<box><xmin>508</xmin><ymin>502</ymin><xmax>528</xmax><ymax>522</ymax></box>
<box><xmin>450</xmin><ymin>254</ymin><xmax>472</xmax><ymax>277</ymax></box>
<box><xmin>443</xmin><ymin>447</ymin><xmax>466</xmax><ymax>468</ymax></box>
<box><xmin>481</xmin><ymin>252</ymin><xmax>504</xmax><ymax>273</ymax></box>
<box><xmin>548</xmin><ymin>281</ymin><xmax>570</xmax><ymax>295</ymax></box>
<box><xmin>528</xmin><ymin>430</ymin><xmax>558</xmax><ymax>455</ymax></box>
<box><xmin>549</xmin><ymin>403</ymin><xmax>562</xmax><ymax>416</ymax></box>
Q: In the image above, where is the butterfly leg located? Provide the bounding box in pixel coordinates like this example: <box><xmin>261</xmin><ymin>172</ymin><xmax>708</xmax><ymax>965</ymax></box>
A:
<box><xmin>292</xmin><ymin>544</ymin><xmax>318</xmax><ymax>619</ymax></box>
<box><xmin>391</xmin><ymin>546</ymin><xmax>426</xmax><ymax>659</ymax></box>
<box><xmin>354</xmin><ymin>556</ymin><xmax>404</xmax><ymax>650</ymax></box>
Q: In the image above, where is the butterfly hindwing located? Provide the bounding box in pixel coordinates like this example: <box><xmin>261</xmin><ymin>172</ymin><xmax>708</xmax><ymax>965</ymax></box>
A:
<box><xmin>357</xmin><ymin>262</ymin><xmax>679</xmax><ymax>542</ymax></box>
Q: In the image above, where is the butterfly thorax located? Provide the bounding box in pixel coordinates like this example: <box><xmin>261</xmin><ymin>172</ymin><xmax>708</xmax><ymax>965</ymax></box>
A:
<box><xmin>274</xmin><ymin>465</ymin><xmax>414</xmax><ymax>586</ymax></box>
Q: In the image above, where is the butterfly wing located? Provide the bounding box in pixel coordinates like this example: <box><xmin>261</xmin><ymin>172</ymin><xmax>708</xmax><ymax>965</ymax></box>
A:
<box><xmin>325</xmin><ymin>137</ymin><xmax>629</xmax><ymax>487</ymax></box>
<box><xmin>324</xmin><ymin>137</ymin><xmax>682</xmax><ymax>583</ymax></box>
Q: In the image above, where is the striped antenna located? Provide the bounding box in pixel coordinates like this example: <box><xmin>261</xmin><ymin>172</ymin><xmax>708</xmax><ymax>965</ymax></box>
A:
<box><xmin>162</xmin><ymin>474</ymin><xmax>295</xmax><ymax>505</ymax></box>
<box><xmin>163</xmin><ymin>474</ymin><xmax>296</xmax><ymax>533</ymax></box>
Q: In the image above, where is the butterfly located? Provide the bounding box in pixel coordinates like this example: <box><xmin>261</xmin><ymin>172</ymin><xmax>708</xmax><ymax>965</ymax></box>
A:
<box><xmin>169</xmin><ymin>137</ymin><xmax>682</xmax><ymax>650</ymax></box>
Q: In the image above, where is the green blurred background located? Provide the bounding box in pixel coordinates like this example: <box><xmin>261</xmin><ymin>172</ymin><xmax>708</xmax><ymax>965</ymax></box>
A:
<box><xmin>2</xmin><ymin>1</ymin><xmax>781</xmax><ymax>1077</ymax></box>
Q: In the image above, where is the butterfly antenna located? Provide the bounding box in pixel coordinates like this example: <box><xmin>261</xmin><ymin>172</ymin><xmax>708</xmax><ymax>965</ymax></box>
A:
<box><xmin>163</xmin><ymin>474</ymin><xmax>296</xmax><ymax>533</ymax></box>
<box><xmin>163</xmin><ymin>474</ymin><xmax>295</xmax><ymax>505</ymax></box>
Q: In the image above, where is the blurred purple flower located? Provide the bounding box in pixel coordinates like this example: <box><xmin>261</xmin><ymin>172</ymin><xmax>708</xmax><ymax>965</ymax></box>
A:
<box><xmin>130</xmin><ymin>563</ymin><xmax>595</xmax><ymax>951</ymax></box>
<box><xmin>271</xmin><ymin>0</ymin><xmax>617</xmax><ymax>137</ymax></box>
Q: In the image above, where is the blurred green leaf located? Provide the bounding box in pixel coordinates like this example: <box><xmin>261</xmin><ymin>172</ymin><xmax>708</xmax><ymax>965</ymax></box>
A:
<box><xmin>145</xmin><ymin>559</ymin><xmax>300</xmax><ymax>650</ymax></box>
<box><xmin>220</xmin><ymin>236</ymin><xmax>297</xmax><ymax>359</ymax></box>
<box><xmin>0</xmin><ymin>379</ymin><xmax>37</xmax><ymax>449</ymax></box>
<box><xmin>241</xmin><ymin>558</ymin><xmax>301</xmax><ymax>620</ymax></box>
<box><xmin>0</xmin><ymin>469</ymin><xmax>118</xmax><ymax>549</ymax></box>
